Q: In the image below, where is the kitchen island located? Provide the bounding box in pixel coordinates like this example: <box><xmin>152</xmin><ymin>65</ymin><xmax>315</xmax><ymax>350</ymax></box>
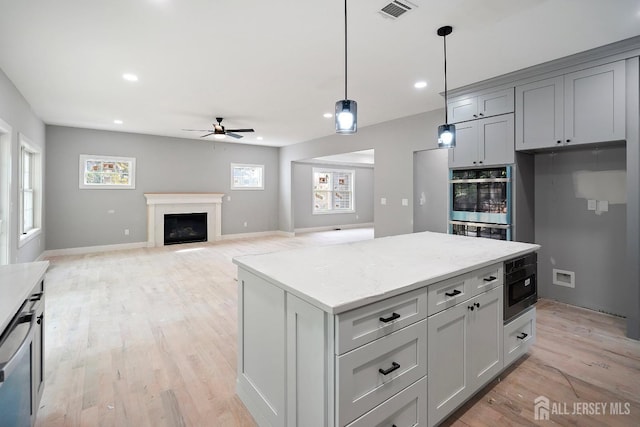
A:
<box><xmin>233</xmin><ymin>232</ymin><xmax>539</xmax><ymax>427</ymax></box>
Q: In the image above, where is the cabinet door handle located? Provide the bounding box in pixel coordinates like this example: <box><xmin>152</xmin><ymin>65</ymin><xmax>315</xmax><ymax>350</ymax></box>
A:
<box><xmin>379</xmin><ymin>362</ymin><xmax>401</xmax><ymax>375</ymax></box>
<box><xmin>556</xmin><ymin>140</ymin><xmax>562</xmax><ymax>144</ymax></box>
<box><xmin>474</xmin><ymin>302</ymin><xmax>480</xmax><ymax>308</ymax></box>
<box><xmin>517</xmin><ymin>332</ymin><xmax>528</xmax><ymax>340</ymax></box>
<box><xmin>379</xmin><ymin>312</ymin><xmax>401</xmax><ymax>323</ymax></box>
<box><xmin>468</xmin><ymin>305</ymin><xmax>475</xmax><ymax>311</ymax></box>
<box><xmin>483</xmin><ymin>276</ymin><xmax>497</xmax><ymax>282</ymax></box>
<box><xmin>445</xmin><ymin>289</ymin><xmax>462</xmax><ymax>297</ymax></box>
<box><xmin>473</xmin><ymin>161</ymin><xmax>477</xmax><ymax>164</ymax></box>
<box><xmin>566</xmin><ymin>139</ymin><xmax>571</xmax><ymax>143</ymax></box>
<box><xmin>478</xmin><ymin>160</ymin><xmax>483</xmax><ymax>164</ymax></box>
<box><xmin>478</xmin><ymin>113</ymin><xmax>484</xmax><ymax>117</ymax></box>
<box><xmin>473</xmin><ymin>114</ymin><xmax>478</xmax><ymax>118</ymax></box>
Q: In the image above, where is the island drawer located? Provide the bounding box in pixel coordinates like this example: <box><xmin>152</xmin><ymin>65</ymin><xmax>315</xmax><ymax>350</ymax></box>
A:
<box><xmin>504</xmin><ymin>307</ymin><xmax>536</xmax><ymax>367</ymax></box>
<box><xmin>427</xmin><ymin>273</ymin><xmax>472</xmax><ymax>316</ymax></box>
<box><xmin>336</xmin><ymin>319</ymin><xmax>427</xmax><ymax>427</ymax></box>
<box><xmin>336</xmin><ymin>288</ymin><xmax>427</xmax><ymax>354</ymax></box>
<box><xmin>344</xmin><ymin>376</ymin><xmax>427</xmax><ymax>427</ymax></box>
<box><xmin>469</xmin><ymin>262</ymin><xmax>503</xmax><ymax>297</ymax></box>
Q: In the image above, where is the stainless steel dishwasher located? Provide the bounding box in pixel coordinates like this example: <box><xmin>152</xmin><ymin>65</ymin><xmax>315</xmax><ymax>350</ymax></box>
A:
<box><xmin>0</xmin><ymin>288</ymin><xmax>43</xmax><ymax>427</ymax></box>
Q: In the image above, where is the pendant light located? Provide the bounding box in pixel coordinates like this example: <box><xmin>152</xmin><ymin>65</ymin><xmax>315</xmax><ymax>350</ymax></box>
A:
<box><xmin>437</xmin><ymin>25</ymin><xmax>455</xmax><ymax>148</ymax></box>
<box><xmin>335</xmin><ymin>0</ymin><xmax>357</xmax><ymax>134</ymax></box>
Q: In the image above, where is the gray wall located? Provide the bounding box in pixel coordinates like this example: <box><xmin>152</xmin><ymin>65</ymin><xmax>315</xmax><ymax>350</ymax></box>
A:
<box><xmin>280</xmin><ymin>109</ymin><xmax>444</xmax><ymax>238</ymax></box>
<box><xmin>45</xmin><ymin>126</ymin><xmax>279</xmax><ymax>250</ymax></box>
<box><xmin>413</xmin><ymin>149</ymin><xmax>448</xmax><ymax>233</ymax></box>
<box><xmin>535</xmin><ymin>145</ymin><xmax>627</xmax><ymax>316</ymax></box>
<box><xmin>0</xmin><ymin>67</ymin><xmax>46</xmax><ymax>263</ymax></box>
<box><xmin>292</xmin><ymin>162</ymin><xmax>374</xmax><ymax>230</ymax></box>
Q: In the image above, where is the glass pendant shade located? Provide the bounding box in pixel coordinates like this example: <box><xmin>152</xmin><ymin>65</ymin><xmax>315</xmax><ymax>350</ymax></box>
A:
<box><xmin>335</xmin><ymin>99</ymin><xmax>357</xmax><ymax>134</ymax></box>
<box><xmin>438</xmin><ymin>123</ymin><xmax>456</xmax><ymax>148</ymax></box>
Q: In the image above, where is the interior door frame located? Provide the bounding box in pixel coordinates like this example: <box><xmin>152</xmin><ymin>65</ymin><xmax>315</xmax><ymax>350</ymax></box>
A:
<box><xmin>0</xmin><ymin>117</ymin><xmax>12</xmax><ymax>265</ymax></box>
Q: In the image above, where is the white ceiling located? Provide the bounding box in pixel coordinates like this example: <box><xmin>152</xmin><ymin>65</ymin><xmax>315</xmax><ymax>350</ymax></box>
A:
<box><xmin>1</xmin><ymin>1</ymin><xmax>639</xmax><ymax>147</ymax></box>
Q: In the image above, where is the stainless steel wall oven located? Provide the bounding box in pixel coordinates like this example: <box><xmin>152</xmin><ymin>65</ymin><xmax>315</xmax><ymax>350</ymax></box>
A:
<box><xmin>449</xmin><ymin>166</ymin><xmax>512</xmax><ymax>240</ymax></box>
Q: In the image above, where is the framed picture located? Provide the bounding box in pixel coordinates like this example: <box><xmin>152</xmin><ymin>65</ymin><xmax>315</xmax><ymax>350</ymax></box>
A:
<box><xmin>79</xmin><ymin>154</ymin><xmax>136</xmax><ymax>189</ymax></box>
<box><xmin>231</xmin><ymin>163</ymin><xmax>264</xmax><ymax>190</ymax></box>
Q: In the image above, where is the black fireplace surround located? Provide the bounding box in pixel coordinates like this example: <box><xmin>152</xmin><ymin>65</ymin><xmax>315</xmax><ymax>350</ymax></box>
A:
<box><xmin>164</xmin><ymin>213</ymin><xmax>208</xmax><ymax>245</ymax></box>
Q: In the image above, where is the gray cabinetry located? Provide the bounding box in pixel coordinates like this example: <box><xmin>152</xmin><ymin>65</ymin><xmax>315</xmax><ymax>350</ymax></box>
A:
<box><xmin>427</xmin><ymin>285</ymin><xmax>503</xmax><ymax>427</ymax></box>
<box><xmin>448</xmin><ymin>88</ymin><xmax>514</xmax><ymax>124</ymax></box>
<box><xmin>448</xmin><ymin>114</ymin><xmax>515</xmax><ymax>168</ymax></box>
<box><xmin>515</xmin><ymin>60</ymin><xmax>626</xmax><ymax>150</ymax></box>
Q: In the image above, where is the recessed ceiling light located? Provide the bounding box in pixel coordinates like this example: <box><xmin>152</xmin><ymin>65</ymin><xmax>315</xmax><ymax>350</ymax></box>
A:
<box><xmin>257</xmin><ymin>136</ymin><xmax>264</xmax><ymax>140</ymax></box>
<box><xmin>114</xmin><ymin>119</ymin><xmax>123</xmax><ymax>124</ymax></box>
<box><xmin>323</xmin><ymin>113</ymin><xmax>333</xmax><ymax>118</ymax></box>
<box><xmin>122</xmin><ymin>73</ymin><xmax>138</xmax><ymax>82</ymax></box>
<box><xmin>414</xmin><ymin>81</ymin><xmax>427</xmax><ymax>89</ymax></box>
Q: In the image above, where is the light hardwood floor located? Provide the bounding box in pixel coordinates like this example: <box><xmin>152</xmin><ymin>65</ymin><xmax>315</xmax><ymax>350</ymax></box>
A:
<box><xmin>37</xmin><ymin>229</ymin><xmax>640</xmax><ymax>426</ymax></box>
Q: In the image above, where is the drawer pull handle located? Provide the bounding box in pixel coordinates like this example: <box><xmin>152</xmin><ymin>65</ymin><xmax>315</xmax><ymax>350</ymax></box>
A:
<box><xmin>483</xmin><ymin>276</ymin><xmax>497</xmax><ymax>282</ymax></box>
<box><xmin>517</xmin><ymin>332</ymin><xmax>528</xmax><ymax>340</ymax></box>
<box><xmin>379</xmin><ymin>362</ymin><xmax>400</xmax><ymax>376</ymax></box>
<box><xmin>474</xmin><ymin>302</ymin><xmax>480</xmax><ymax>308</ymax></box>
<box><xmin>468</xmin><ymin>305</ymin><xmax>474</xmax><ymax>311</ymax></box>
<box><xmin>379</xmin><ymin>312</ymin><xmax>401</xmax><ymax>323</ymax></box>
<box><xmin>445</xmin><ymin>289</ymin><xmax>461</xmax><ymax>297</ymax></box>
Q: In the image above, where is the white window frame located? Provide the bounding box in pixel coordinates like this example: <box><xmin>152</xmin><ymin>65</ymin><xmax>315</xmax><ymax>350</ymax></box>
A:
<box><xmin>231</xmin><ymin>163</ymin><xmax>264</xmax><ymax>190</ymax></box>
<box><xmin>312</xmin><ymin>168</ymin><xmax>356</xmax><ymax>215</ymax></box>
<box><xmin>79</xmin><ymin>154</ymin><xmax>136</xmax><ymax>189</ymax></box>
<box><xmin>18</xmin><ymin>134</ymin><xmax>42</xmax><ymax>247</ymax></box>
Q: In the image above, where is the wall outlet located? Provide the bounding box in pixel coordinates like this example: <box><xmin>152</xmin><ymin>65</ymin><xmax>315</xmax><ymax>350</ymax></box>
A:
<box><xmin>124</xmin><ymin>229</ymin><xmax>129</xmax><ymax>236</ymax></box>
<box><xmin>597</xmin><ymin>200</ymin><xmax>609</xmax><ymax>212</ymax></box>
<box><xmin>108</xmin><ymin>209</ymin><xmax>115</xmax><ymax>214</ymax></box>
<box><xmin>381</xmin><ymin>198</ymin><xmax>387</xmax><ymax>205</ymax></box>
<box><xmin>401</xmin><ymin>198</ymin><xmax>408</xmax><ymax>207</ymax></box>
<box><xmin>243</xmin><ymin>221</ymin><xmax>248</xmax><ymax>227</ymax></box>
<box><xmin>587</xmin><ymin>199</ymin><xmax>597</xmax><ymax>211</ymax></box>
<box><xmin>227</xmin><ymin>195</ymin><xmax>231</xmax><ymax>201</ymax></box>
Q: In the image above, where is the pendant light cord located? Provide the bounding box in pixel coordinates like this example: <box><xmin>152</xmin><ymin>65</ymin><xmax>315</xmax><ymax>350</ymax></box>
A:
<box><xmin>344</xmin><ymin>0</ymin><xmax>348</xmax><ymax>100</ymax></box>
<box><xmin>443</xmin><ymin>32</ymin><xmax>448</xmax><ymax>123</ymax></box>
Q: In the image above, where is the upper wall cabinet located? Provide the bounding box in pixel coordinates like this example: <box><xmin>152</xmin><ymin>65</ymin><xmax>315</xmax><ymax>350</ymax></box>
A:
<box><xmin>449</xmin><ymin>114</ymin><xmax>515</xmax><ymax>168</ymax></box>
<box><xmin>515</xmin><ymin>60</ymin><xmax>626</xmax><ymax>151</ymax></box>
<box><xmin>448</xmin><ymin>88</ymin><xmax>514</xmax><ymax>124</ymax></box>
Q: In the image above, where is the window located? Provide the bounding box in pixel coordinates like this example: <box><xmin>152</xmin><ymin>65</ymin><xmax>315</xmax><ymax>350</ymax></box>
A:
<box><xmin>79</xmin><ymin>155</ymin><xmax>136</xmax><ymax>189</ymax></box>
<box><xmin>231</xmin><ymin>163</ymin><xmax>264</xmax><ymax>190</ymax></box>
<box><xmin>313</xmin><ymin>168</ymin><xmax>355</xmax><ymax>214</ymax></box>
<box><xmin>19</xmin><ymin>134</ymin><xmax>42</xmax><ymax>246</ymax></box>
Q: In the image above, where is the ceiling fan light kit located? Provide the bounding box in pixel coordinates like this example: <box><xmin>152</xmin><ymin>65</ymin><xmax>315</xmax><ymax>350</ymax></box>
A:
<box><xmin>182</xmin><ymin>117</ymin><xmax>254</xmax><ymax>140</ymax></box>
<box><xmin>335</xmin><ymin>0</ymin><xmax>357</xmax><ymax>134</ymax></box>
<box><xmin>437</xmin><ymin>25</ymin><xmax>456</xmax><ymax>149</ymax></box>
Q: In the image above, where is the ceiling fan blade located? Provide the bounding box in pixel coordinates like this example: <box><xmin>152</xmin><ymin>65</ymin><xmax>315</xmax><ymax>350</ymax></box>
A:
<box><xmin>183</xmin><ymin>129</ymin><xmax>215</xmax><ymax>132</ymax></box>
<box><xmin>200</xmin><ymin>132</ymin><xmax>216</xmax><ymax>138</ymax></box>
<box><xmin>226</xmin><ymin>128</ymin><xmax>255</xmax><ymax>133</ymax></box>
<box><xmin>226</xmin><ymin>132</ymin><xmax>244</xmax><ymax>139</ymax></box>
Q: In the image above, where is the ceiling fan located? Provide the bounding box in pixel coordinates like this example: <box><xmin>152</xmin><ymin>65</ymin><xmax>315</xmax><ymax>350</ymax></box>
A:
<box><xmin>182</xmin><ymin>117</ymin><xmax>255</xmax><ymax>139</ymax></box>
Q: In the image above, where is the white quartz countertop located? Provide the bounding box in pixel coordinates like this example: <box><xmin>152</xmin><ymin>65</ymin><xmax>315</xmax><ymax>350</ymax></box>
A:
<box><xmin>233</xmin><ymin>232</ymin><xmax>540</xmax><ymax>314</ymax></box>
<box><xmin>0</xmin><ymin>261</ymin><xmax>49</xmax><ymax>333</ymax></box>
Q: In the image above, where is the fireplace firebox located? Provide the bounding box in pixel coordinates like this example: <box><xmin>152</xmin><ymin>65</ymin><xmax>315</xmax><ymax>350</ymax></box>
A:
<box><xmin>164</xmin><ymin>213</ymin><xmax>208</xmax><ymax>245</ymax></box>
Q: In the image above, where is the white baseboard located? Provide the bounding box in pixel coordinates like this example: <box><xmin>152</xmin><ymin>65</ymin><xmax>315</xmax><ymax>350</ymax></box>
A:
<box><xmin>221</xmin><ymin>230</ymin><xmax>291</xmax><ymax>240</ymax></box>
<box><xmin>42</xmin><ymin>241</ymin><xmax>148</xmax><ymax>258</ymax></box>
<box><xmin>294</xmin><ymin>222</ymin><xmax>374</xmax><ymax>234</ymax></box>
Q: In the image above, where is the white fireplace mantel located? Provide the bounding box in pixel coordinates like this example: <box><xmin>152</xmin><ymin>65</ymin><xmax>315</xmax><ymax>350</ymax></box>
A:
<box><xmin>144</xmin><ymin>193</ymin><xmax>224</xmax><ymax>247</ymax></box>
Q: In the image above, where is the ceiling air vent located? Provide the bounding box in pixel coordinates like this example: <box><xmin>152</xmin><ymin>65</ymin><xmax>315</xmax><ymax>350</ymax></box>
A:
<box><xmin>379</xmin><ymin>0</ymin><xmax>418</xmax><ymax>20</ymax></box>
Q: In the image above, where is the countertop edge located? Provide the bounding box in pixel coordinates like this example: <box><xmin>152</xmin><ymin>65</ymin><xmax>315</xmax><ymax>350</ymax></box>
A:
<box><xmin>234</xmin><ymin>245</ymin><xmax>539</xmax><ymax>314</ymax></box>
<box><xmin>0</xmin><ymin>261</ymin><xmax>50</xmax><ymax>333</ymax></box>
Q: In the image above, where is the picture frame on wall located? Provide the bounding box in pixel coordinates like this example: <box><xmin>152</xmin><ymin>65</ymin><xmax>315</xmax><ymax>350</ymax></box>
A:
<box><xmin>79</xmin><ymin>154</ymin><xmax>136</xmax><ymax>189</ymax></box>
